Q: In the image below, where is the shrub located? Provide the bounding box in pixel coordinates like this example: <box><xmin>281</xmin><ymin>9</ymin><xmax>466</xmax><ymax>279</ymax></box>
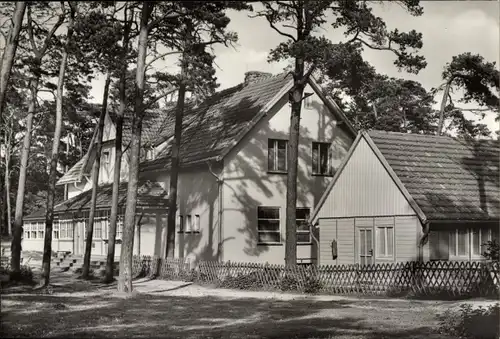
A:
<box><xmin>439</xmin><ymin>303</ymin><xmax>499</xmax><ymax>339</ymax></box>
<box><xmin>482</xmin><ymin>240</ymin><xmax>499</xmax><ymax>261</ymax></box>
<box><xmin>219</xmin><ymin>272</ymin><xmax>263</xmax><ymax>290</ymax></box>
<box><xmin>280</xmin><ymin>274</ymin><xmax>300</xmax><ymax>292</ymax></box>
<box><xmin>1</xmin><ymin>265</ymin><xmax>34</xmax><ymax>286</ymax></box>
<box><xmin>303</xmin><ymin>275</ymin><xmax>323</xmax><ymax>294</ymax></box>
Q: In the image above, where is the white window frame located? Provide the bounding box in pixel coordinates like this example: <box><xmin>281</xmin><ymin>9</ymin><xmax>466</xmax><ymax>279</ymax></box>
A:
<box><xmin>312</xmin><ymin>142</ymin><xmax>333</xmax><ymax>176</ymax></box>
<box><xmin>37</xmin><ymin>222</ymin><xmax>45</xmax><ymax>239</ymax></box>
<box><xmin>449</xmin><ymin>228</ymin><xmax>493</xmax><ymax>260</ymax></box>
<box><xmin>102</xmin><ymin>150</ymin><xmax>110</xmax><ymax>166</ymax></box>
<box><xmin>296</xmin><ymin>208</ymin><xmax>311</xmax><ymax>244</ymax></box>
<box><xmin>376</xmin><ymin>226</ymin><xmax>394</xmax><ymax>259</ymax></box>
<box><xmin>24</xmin><ymin>224</ymin><xmax>31</xmax><ymax>239</ymax></box>
<box><xmin>93</xmin><ymin>216</ymin><xmax>105</xmax><ymax>239</ymax></box>
<box><xmin>194</xmin><ymin>215</ymin><xmax>200</xmax><ymax>233</ymax></box>
<box><xmin>177</xmin><ymin>215</ymin><xmax>184</xmax><ymax>233</ymax></box>
<box><xmin>449</xmin><ymin>228</ymin><xmax>470</xmax><ymax>259</ymax></box>
<box><xmin>185</xmin><ymin>215</ymin><xmax>193</xmax><ymax>233</ymax></box>
<box><xmin>268</xmin><ymin>139</ymin><xmax>288</xmax><ymax>173</ymax></box>
<box><xmin>29</xmin><ymin>223</ymin><xmax>37</xmax><ymax>239</ymax></box>
<box><xmin>116</xmin><ymin>216</ymin><xmax>124</xmax><ymax>239</ymax></box>
<box><xmin>146</xmin><ymin>147</ymin><xmax>155</xmax><ymax>160</ymax></box>
<box><xmin>53</xmin><ymin>223</ymin><xmax>60</xmax><ymax>239</ymax></box>
<box><xmin>303</xmin><ymin>92</ymin><xmax>314</xmax><ymax>109</ymax></box>
<box><xmin>257</xmin><ymin>206</ymin><xmax>281</xmax><ymax>245</ymax></box>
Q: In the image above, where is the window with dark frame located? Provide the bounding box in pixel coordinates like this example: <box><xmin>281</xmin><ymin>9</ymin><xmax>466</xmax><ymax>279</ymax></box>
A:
<box><xmin>257</xmin><ymin>207</ymin><xmax>280</xmax><ymax>244</ymax></box>
<box><xmin>102</xmin><ymin>150</ymin><xmax>110</xmax><ymax>165</ymax></box>
<box><xmin>268</xmin><ymin>139</ymin><xmax>288</xmax><ymax>172</ymax></box>
<box><xmin>296</xmin><ymin>208</ymin><xmax>311</xmax><ymax>244</ymax></box>
<box><xmin>312</xmin><ymin>142</ymin><xmax>333</xmax><ymax>175</ymax></box>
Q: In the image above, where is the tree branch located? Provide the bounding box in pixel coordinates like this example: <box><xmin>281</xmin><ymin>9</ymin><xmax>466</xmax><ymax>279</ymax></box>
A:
<box><xmin>145</xmin><ymin>51</ymin><xmax>182</xmax><ymax>71</ymax></box>
<box><xmin>354</xmin><ymin>37</ymin><xmax>400</xmax><ymax>58</ymax></box>
<box><xmin>26</xmin><ymin>6</ymin><xmax>39</xmax><ymax>57</ymax></box>
<box><xmin>144</xmin><ymin>87</ymin><xmax>177</xmax><ymax>109</ymax></box>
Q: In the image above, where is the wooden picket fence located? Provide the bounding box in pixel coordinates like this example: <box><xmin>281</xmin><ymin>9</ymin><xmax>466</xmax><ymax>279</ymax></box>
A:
<box><xmin>132</xmin><ymin>256</ymin><xmax>500</xmax><ymax>298</ymax></box>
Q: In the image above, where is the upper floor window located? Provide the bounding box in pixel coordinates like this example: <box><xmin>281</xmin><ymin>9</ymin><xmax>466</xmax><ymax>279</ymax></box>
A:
<box><xmin>102</xmin><ymin>150</ymin><xmax>110</xmax><ymax>166</ymax></box>
<box><xmin>146</xmin><ymin>147</ymin><xmax>155</xmax><ymax>160</ymax></box>
<box><xmin>312</xmin><ymin>142</ymin><xmax>333</xmax><ymax>176</ymax></box>
<box><xmin>303</xmin><ymin>92</ymin><xmax>313</xmax><ymax>109</ymax></box>
<box><xmin>268</xmin><ymin>139</ymin><xmax>287</xmax><ymax>173</ymax></box>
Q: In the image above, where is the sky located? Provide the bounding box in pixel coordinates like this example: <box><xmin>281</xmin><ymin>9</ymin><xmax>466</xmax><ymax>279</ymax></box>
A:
<box><xmin>89</xmin><ymin>1</ymin><xmax>500</xmax><ymax>135</ymax></box>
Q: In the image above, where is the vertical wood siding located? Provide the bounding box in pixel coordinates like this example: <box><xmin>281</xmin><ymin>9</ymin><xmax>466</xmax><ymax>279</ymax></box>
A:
<box><xmin>394</xmin><ymin>216</ymin><xmax>419</xmax><ymax>262</ymax></box>
<box><xmin>317</xmin><ymin>137</ymin><xmax>415</xmax><ymax>219</ymax></box>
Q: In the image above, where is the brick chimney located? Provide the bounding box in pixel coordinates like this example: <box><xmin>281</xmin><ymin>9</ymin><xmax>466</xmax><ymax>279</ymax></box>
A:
<box><xmin>244</xmin><ymin>71</ymin><xmax>272</xmax><ymax>86</ymax></box>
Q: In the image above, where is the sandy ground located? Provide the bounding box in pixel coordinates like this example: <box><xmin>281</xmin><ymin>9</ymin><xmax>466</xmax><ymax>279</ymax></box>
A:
<box><xmin>1</xmin><ymin>268</ymin><xmax>498</xmax><ymax>339</ymax></box>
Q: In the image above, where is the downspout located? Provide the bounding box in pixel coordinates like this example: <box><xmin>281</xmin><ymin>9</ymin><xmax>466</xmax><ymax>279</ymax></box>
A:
<box><xmin>207</xmin><ymin>161</ymin><xmax>223</xmax><ymax>262</ymax></box>
<box><xmin>418</xmin><ymin>220</ymin><xmax>430</xmax><ymax>262</ymax></box>
<box><xmin>310</xmin><ymin>221</ymin><xmax>320</xmax><ymax>266</ymax></box>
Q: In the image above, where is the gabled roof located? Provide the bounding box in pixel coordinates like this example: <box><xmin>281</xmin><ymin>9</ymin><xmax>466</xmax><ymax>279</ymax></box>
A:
<box><xmin>311</xmin><ymin>130</ymin><xmax>500</xmax><ymax>224</ymax></box>
<box><xmin>24</xmin><ymin>181</ymin><xmax>168</xmax><ymax>220</ymax></box>
<box><xmin>140</xmin><ymin>73</ymin><xmax>356</xmax><ymax>172</ymax></box>
<box><xmin>139</xmin><ymin>73</ymin><xmax>294</xmax><ymax>171</ymax></box>
<box><xmin>367</xmin><ymin>130</ymin><xmax>499</xmax><ymax>222</ymax></box>
<box><xmin>58</xmin><ymin>71</ymin><xmax>356</xmax><ymax>181</ymax></box>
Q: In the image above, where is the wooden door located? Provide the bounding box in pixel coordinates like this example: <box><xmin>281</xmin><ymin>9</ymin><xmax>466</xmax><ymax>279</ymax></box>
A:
<box><xmin>358</xmin><ymin>228</ymin><xmax>374</xmax><ymax>266</ymax></box>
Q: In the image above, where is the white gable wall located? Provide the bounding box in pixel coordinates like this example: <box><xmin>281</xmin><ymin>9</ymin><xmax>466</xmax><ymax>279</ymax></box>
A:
<box><xmin>222</xmin><ymin>83</ymin><xmax>353</xmax><ymax>264</ymax></box>
<box><xmin>317</xmin><ymin>136</ymin><xmax>415</xmax><ymax>219</ymax></box>
<box><xmin>316</xmin><ymin>136</ymin><xmax>421</xmax><ymax>265</ymax></box>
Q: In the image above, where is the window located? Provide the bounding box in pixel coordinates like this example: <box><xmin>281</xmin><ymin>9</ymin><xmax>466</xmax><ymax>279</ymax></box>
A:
<box><xmin>146</xmin><ymin>147</ymin><xmax>155</xmax><ymax>160</ymax></box>
<box><xmin>37</xmin><ymin>223</ymin><xmax>44</xmax><ymax>239</ymax></box>
<box><xmin>30</xmin><ymin>224</ymin><xmax>37</xmax><ymax>239</ymax></box>
<box><xmin>185</xmin><ymin>215</ymin><xmax>192</xmax><ymax>233</ymax></box>
<box><xmin>116</xmin><ymin>216</ymin><xmax>123</xmax><ymax>239</ymax></box>
<box><xmin>178</xmin><ymin>215</ymin><xmax>184</xmax><ymax>233</ymax></box>
<box><xmin>60</xmin><ymin>222</ymin><xmax>67</xmax><ymax>239</ymax></box>
<box><xmin>268</xmin><ymin>139</ymin><xmax>287</xmax><ymax>172</ymax></box>
<box><xmin>94</xmin><ymin>217</ymin><xmax>104</xmax><ymax>239</ymax></box>
<box><xmin>53</xmin><ymin>223</ymin><xmax>60</xmax><ymax>239</ymax></box>
<box><xmin>257</xmin><ymin>207</ymin><xmax>280</xmax><ymax>244</ymax></box>
<box><xmin>376</xmin><ymin>226</ymin><xmax>394</xmax><ymax>257</ymax></box>
<box><xmin>102</xmin><ymin>150</ymin><xmax>110</xmax><ymax>165</ymax></box>
<box><xmin>471</xmin><ymin>228</ymin><xmax>491</xmax><ymax>257</ymax></box>
<box><xmin>194</xmin><ymin>215</ymin><xmax>200</xmax><ymax>233</ymax></box>
<box><xmin>312</xmin><ymin>142</ymin><xmax>333</xmax><ymax>175</ymax></box>
<box><xmin>24</xmin><ymin>224</ymin><xmax>30</xmax><ymax>239</ymax></box>
<box><xmin>296</xmin><ymin>208</ymin><xmax>311</xmax><ymax>244</ymax></box>
<box><xmin>303</xmin><ymin>92</ymin><xmax>313</xmax><ymax>109</ymax></box>
<box><xmin>450</xmin><ymin>229</ymin><xmax>469</xmax><ymax>257</ymax></box>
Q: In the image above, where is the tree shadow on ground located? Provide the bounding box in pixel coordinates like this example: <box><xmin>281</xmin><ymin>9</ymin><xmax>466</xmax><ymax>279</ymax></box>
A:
<box><xmin>1</xmin><ymin>288</ymin><xmax>449</xmax><ymax>339</ymax></box>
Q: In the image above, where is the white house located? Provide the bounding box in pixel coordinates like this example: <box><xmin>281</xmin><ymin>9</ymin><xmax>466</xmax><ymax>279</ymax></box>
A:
<box><xmin>23</xmin><ymin>71</ymin><xmax>356</xmax><ymax>265</ymax></box>
<box><xmin>310</xmin><ymin>130</ymin><xmax>499</xmax><ymax>266</ymax></box>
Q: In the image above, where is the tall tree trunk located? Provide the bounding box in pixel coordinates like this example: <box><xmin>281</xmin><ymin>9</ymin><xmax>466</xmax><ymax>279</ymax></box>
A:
<box><xmin>105</xmin><ymin>4</ymin><xmax>132</xmax><ymax>283</ymax></box>
<box><xmin>437</xmin><ymin>79</ymin><xmax>452</xmax><ymax>136</ymax></box>
<box><xmin>166</xmin><ymin>80</ymin><xmax>186</xmax><ymax>258</ymax></box>
<box><xmin>117</xmin><ymin>2</ymin><xmax>153</xmax><ymax>293</ymax></box>
<box><xmin>42</xmin><ymin>7</ymin><xmax>75</xmax><ymax>286</ymax></box>
<box><xmin>11</xmin><ymin>76</ymin><xmax>38</xmax><ymax>274</ymax></box>
<box><xmin>4</xmin><ymin>127</ymin><xmax>12</xmax><ymax>235</ymax></box>
<box><xmin>10</xmin><ymin>3</ymin><xmax>65</xmax><ymax>276</ymax></box>
<box><xmin>0</xmin><ymin>2</ymin><xmax>26</xmax><ymax>122</ymax></box>
<box><xmin>81</xmin><ymin>74</ymin><xmax>111</xmax><ymax>279</ymax></box>
<box><xmin>285</xmin><ymin>58</ymin><xmax>306</xmax><ymax>267</ymax></box>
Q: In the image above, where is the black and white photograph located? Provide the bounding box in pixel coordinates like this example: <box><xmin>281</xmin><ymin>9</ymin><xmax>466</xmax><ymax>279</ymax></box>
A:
<box><xmin>0</xmin><ymin>1</ymin><xmax>499</xmax><ymax>338</ymax></box>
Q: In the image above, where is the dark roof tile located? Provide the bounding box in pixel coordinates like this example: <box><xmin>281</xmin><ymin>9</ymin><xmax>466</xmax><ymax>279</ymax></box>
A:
<box><xmin>368</xmin><ymin>130</ymin><xmax>499</xmax><ymax>221</ymax></box>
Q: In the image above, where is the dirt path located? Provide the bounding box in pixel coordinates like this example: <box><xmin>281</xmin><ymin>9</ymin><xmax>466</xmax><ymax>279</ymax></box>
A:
<box><xmin>2</xmin><ymin>271</ymin><xmax>497</xmax><ymax>339</ymax></box>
